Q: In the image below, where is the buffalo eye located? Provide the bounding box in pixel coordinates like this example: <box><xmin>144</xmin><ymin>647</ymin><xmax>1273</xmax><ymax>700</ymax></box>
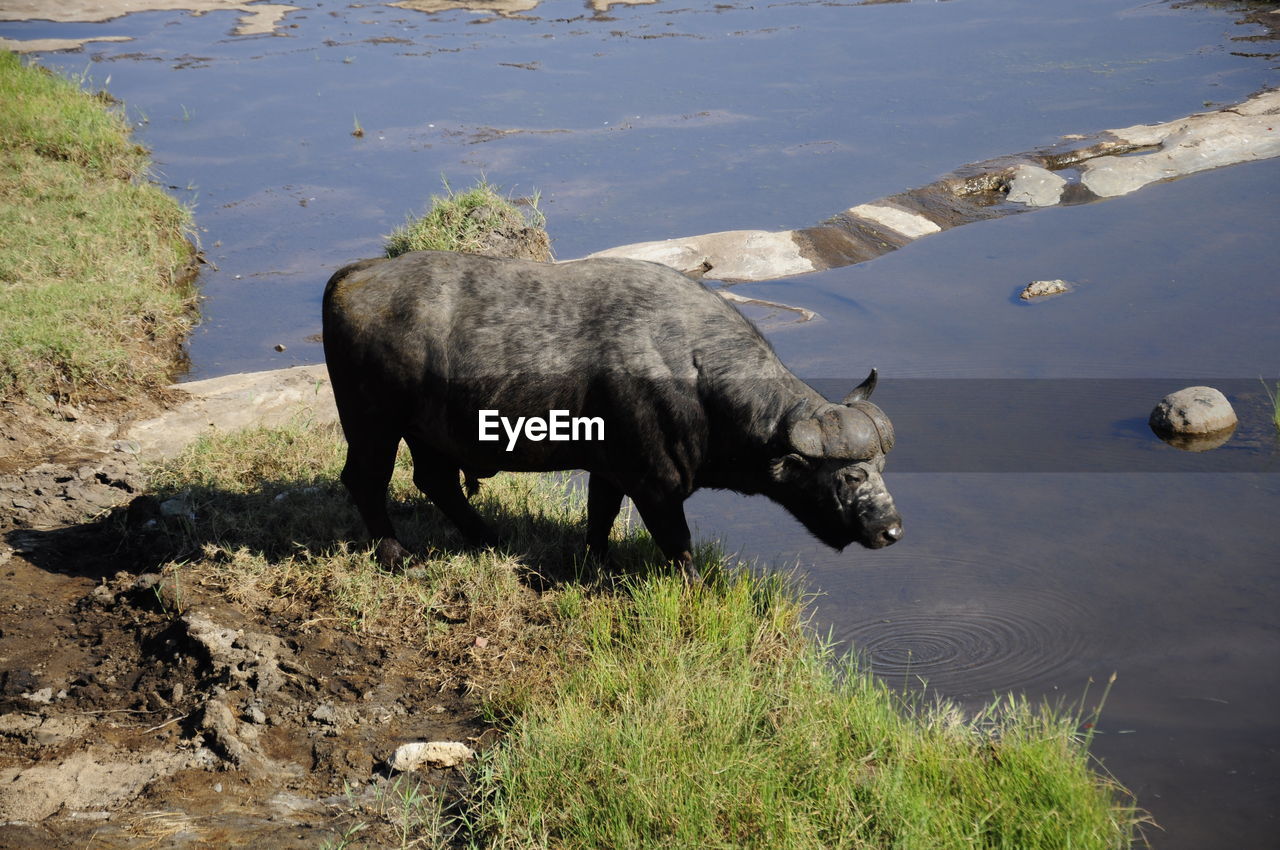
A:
<box><xmin>840</xmin><ymin>467</ymin><xmax>867</xmax><ymax>489</ymax></box>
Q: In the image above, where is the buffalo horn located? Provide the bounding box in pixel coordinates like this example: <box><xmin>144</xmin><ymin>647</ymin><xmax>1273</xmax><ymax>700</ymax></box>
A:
<box><xmin>842</xmin><ymin>368</ymin><xmax>878</xmax><ymax>404</ymax></box>
<box><xmin>789</xmin><ymin>403</ymin><xmax>881</xmax><ymax>460</ymax></box>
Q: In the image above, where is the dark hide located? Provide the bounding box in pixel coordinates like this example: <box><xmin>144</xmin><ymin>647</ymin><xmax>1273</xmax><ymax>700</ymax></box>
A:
<box><xmin>322</xmin><ymin>251</ymin><xmax>902</xmax><ymax>573</ymax></box>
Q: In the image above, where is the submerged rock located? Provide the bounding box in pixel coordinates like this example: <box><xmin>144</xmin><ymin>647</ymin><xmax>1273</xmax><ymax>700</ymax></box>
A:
<box><xmin>1149</xmin><ymin>386</ymin><xmax>1237</xmax><ymax>450</ymax></box>
<box><xmin>1083</xmin><ymin>102</ymin><xmax>1280</xmax><ymax>198</ymax></box>
<box><xmin>1020</xmin><ymin>279</ymin><xmax>1071</xmax><ymax>300</ymax></box>
<box><xmin>1006</xmin><ymin>165</ymin><xmax>1067</xmax><ymax>207</ymax></box>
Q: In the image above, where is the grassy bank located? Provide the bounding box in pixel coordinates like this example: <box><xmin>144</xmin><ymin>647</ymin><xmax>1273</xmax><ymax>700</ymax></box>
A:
<box><xmin>474</xmin><ymin>577</ymin><xmax>1137</xmax><ymax>850</ymax></box>
<box><xmin>0</xmin><ymin>50</ymin><xmax>195</xmax><ymax>402</ymax></box>
<box><xmin>145</xmin><ymin>422</ymin><xmax>1143</xmax><ymax>849</ymax></box>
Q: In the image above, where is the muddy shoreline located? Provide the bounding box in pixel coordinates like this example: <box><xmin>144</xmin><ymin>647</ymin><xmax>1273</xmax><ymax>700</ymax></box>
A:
<box><xmin>0</xmin><ymin>391</ymin><xmax>488</xmax><ymax>847</ymax></box>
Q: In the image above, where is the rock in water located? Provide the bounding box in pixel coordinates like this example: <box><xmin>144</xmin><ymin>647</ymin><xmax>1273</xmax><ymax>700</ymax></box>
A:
<box><xmin>1149</xmin><ymin>386</ymin><xmax>1237</xmax><ymax>447</ymax></box>
<box><xmin>1006</xmin><ymin>164</ymin><xmax>1067</xmax><ymax>207</ymax></box>
<box><xmin>1020</xmin><ymin>279</ymin><xmax>1071</xmax><ymax>300</ymax></box>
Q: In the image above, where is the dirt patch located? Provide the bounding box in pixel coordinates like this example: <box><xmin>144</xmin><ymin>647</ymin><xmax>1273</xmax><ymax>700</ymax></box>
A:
<box><xmin>0</xmin><ymin>406</ymin><xmax>491</xmax><ymax>847</ymax></box>
<box><xmin>461</xmin><ymin>202</ymin><xmax>553</xmax><ymax>262</ymax></box>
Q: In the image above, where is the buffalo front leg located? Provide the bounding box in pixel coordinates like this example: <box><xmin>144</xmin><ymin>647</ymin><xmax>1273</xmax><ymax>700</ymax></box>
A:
<box><xmin>586</xmin><ymin>474</ymin><xmax>625</xmax><ymax>564</ymax></box>
<box><xmin>341</xmin><ymin>430</ymin><xmax>411</xmax><ymax>570</ymax></box>
<box><xmin>406</xmin><ymin>439</ymin><xmax>497</xmax><ymax>548</ymax></box>
<box><xmin>631</xmin><ymin>495</ymin><xmax>700</xmax><ymax>582</ymax></box>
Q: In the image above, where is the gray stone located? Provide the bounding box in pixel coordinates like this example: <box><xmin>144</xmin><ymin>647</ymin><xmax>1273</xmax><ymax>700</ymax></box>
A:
<box><xmin>586</xmin><ymin>229</ymin><xmax>815</xmax><ymax>281</ymax></box>
<box><xmin>23</xmin><ymin>688</ymin><xmax>53</xmax><ymax>704</ymax></box>
<box><xmin>1084</xmin><ymin>99</ymin><xmax>1280</xmax><ymax>198</ymax></box>
<box><xmin>1020</xmin><ymin>279</ymin><xmax>1071</xmax><ymax>300</ymax></box>
<box><xmin>310</xmin><ymin>703</ymin><xmax>339</xmax><ymax>725</ymax></box>
<box><xmin>1006</xmin><ymin>165</ymin><xmax>1067</xmax><ymax>207</ymax></box>
<box><xmin>159</xmin><ymin>498</ymin><xmax>194</xmax><ymax>521</ymax></box>
<box><xmin>388</xmin><ymin>741</ymin><xmax>475</xmax><ymax>772</ymax></box>
<box><xmin>847</xmin><ymin>203</ymin><xmax>941</xmax><ymax>238</ymax></box>
<box><xmin>1149</xmin><ymin>386</ymin><xmax>1237</xmax><ymax>437</ymax></box>
<box><xmin>132</xmin><ymin>573</ymin><xmax>162</xmax><ymax>592</ymax></box>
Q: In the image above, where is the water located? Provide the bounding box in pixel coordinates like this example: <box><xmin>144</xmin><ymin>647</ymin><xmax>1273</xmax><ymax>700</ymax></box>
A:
<box><xmin>9</xmin><ymin>0</ymin><xmax>1275</xmax><ymax>375</ymax></box>
<box><xmin>7</xmin><ymin>0</ymin><xmax>1279</xmax><ymax>845</ymax></box>
<box><xmin>687</xmin><ymin>471</ymin><xmax>1280</xmax><ymax>848</ymax></box>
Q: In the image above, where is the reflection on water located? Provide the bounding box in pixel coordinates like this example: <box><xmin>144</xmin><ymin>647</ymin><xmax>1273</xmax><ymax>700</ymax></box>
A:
<box><xmin>6</xmin><ymin>0</ymin><xmax>1278</xmax><ymax>846</ymax></box>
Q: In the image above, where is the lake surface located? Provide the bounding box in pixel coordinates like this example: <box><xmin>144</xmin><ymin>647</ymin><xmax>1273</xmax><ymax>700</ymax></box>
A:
<box><xmin>7</xmin><ymin>0</ymin><xmax>1279</xmax><ymax>845</ymax></box>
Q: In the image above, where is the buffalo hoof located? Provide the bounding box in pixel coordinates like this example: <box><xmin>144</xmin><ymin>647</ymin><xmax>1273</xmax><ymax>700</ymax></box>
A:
<box><xmin>464</xmin><ymin>530</ymin><xmax>500</xmax><ymax>552</ymax></box>
<box><xmin>375</xmin><ymin>538</ymin><xmax>414</xmax><ymax>572</ymax></box>
<box><xmin>674</xmin><ymin>552</ymin><xmax>702</xmax><ymax>584</ymax></box>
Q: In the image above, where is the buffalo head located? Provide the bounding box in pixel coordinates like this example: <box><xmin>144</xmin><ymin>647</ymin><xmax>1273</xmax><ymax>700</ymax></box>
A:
<box><xmin>769</xmin><ymin>369</ymin><xmax>903</xmax><ymax>550</ymax></box>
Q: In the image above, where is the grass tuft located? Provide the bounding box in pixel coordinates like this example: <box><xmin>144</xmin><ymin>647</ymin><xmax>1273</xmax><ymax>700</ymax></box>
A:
<box><xmin>384</xmin><ymin>177</ymin><xmax>551</xmax><ymax>261</ymax></box>
<box><xmin>1261</xmin><ymin>377</ymin><xmax>1280</xmax><ymax>432</ymax></box>
<box><xmin>0</xmin><ymin>50</ymin><xmax>196</xmax><ymax>402</ymax></box>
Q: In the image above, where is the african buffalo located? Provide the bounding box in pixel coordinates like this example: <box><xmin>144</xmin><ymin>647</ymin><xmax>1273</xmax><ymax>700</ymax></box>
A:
<box><xmin>322</xmin><ymin>250</ymin><xmax>901</xmax><ymax>574</ymax></box>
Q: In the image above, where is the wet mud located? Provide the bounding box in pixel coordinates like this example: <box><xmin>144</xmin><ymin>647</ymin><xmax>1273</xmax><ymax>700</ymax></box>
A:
<box><xmin>0</xmin><ymin>437</ymin><xmax>485</xmax><ymax>848</ymax></box>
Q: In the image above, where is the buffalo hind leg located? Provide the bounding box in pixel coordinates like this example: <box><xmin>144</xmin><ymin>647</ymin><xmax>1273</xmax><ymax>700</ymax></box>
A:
<box><xmin>406</xmin><ymin>439</ymin><xmax>497</xmax><ymax>548</ymax></box>
<box><xmin>631</xmin><ymin>495</ymin><xmax>699</xmax><ymax>582</ymax></box>
<box><xmin>341</xmin><ymin>429</ymin><xmax>411</xmax><ymax>570</ymax></box>
<box><xmin>586</xmin><ymin>474</ymin><xmax>625</xmax><ymax>565</ymax></box>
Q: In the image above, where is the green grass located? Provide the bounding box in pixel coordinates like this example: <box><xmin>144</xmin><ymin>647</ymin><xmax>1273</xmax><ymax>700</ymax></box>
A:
<box><xmin>0</xmin><ymin>50</ymin><xmax>195</xmax><ymax>401</ymax></box>
<box><xmin>472</xmin><ymin>575</ymin><xmax>1142</xmax><ymax>849</ymax></box>
<box><xmin>1262</xmin><ymin>377</ymin><xmax>1280</xmax><ymax>432</ymax></box>
<box><xmin>384</xmin><ymin>177</ymin><xmax>550</xmax><ymax>261</ymax></box>
<box><xmin>144</xmin><ymin>423</ymin><xmax>1144</xmax><ymax>849</ymax></box>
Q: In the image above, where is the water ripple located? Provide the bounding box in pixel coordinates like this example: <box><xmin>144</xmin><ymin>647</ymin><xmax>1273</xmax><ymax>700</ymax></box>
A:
<box><xmin>831</xmin><ymin>559</ymin><xmax>1096</xmax><ymax>697</ymax></box>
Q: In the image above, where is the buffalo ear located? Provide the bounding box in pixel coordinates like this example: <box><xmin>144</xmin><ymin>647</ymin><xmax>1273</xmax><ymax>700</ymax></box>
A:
<box><xmin>842</xmin><ymin>368</ymin><xmax>878</xmax><ymax>404</ymax></box>
<box><xmin>770</xmin><ymin>453</ymin><xmax>813</xmax><ymax>484</ymax></box>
